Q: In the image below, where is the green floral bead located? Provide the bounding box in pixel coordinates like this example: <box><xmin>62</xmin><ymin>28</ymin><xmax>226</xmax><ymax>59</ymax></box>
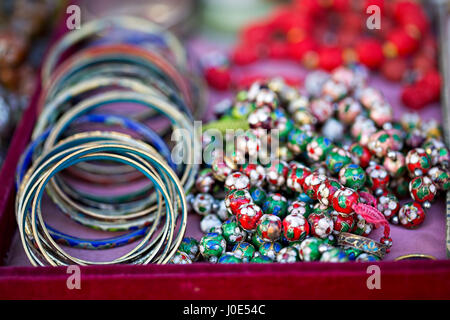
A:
<box><xmin>320</xmin><ymin>248</ymin><xmax>349</xmax><ymax>262</ymax></box>
<box><xmin>287</xmin><ymin>127</ymin><xmax>313</xmax><ymax>155</ymax></box>
<box><xmin>344</xmin><ymin>247</ymin><xmax>363</xmax><ymax>261</ymax></box>
<box><xmin>306</xmin><ymin>136</ymin><xmax>334</xmax><ymax>162</ymax></box>
<box><xmin>199</xmin><ymin>232</ymin><xmax>226</xmax><ymax>263</ymax></box>
<box><xmin>325</xmin><ymin>147</ymin><xmax>352</xmax><ymax>174</ymax></box>
<box><xmin>232</xmin><ymin>242</ymin><xmax>256</xmax><ymax>262</ymax></box>
<box><xmin>251</xmin><ymin>232</ymin><xmax>266</xmax><ymax>248</ymax></box>
<box><xmin>222</xmin><ymin>218</ymin><xmax>247</xmax><ymax>245</ymax></box>
<box><xmin>259</xmin><ymin>242</ymin><xmax>283</xmax><ymax>260</ymax></box>
<box><xmin>249</xmin><ymin>186</ymin><xmax>267</xmax><ymax>206</ymax></box>
<box><xmin>179</xmin><ymin>237</ymin><xmax>200</xmax><ymax>261</ymax></box>
<box><xmin>218</xmin><ymin>253</ymin><xmax>243</xmax><ymax>264</ymax></box>
<box><xmin>231</xmin><ymin>101</ymin><xmax>255</xmax><ymax>119</ymax></box>
<box><xmin>298</xmin><ymin>237</ymin><xmax>322</xmax><ymax>261</ymax></box>
<box><xmin>251</xmin><ymin>253</ymin><xmax>273</xmax><ymax>263</ymax></box>
<box><xmin>339</xmin><ymin>163</ymin><xmax>366</xmax><ymax>190</ymax></box>
<box><xmin>262</xmin><ymin>193</ymin><xmax>288</xmax><ymax>218</ymax></box>
<box><xmin>170</xmin><ymin>251</ymin><xmax>193</xmax><ymax>264</ymax></box>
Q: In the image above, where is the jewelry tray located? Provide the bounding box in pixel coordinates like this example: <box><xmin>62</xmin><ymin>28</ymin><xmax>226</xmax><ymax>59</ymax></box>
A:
<box><xmin>0</xmin><ymin>16</ymin><xmax>449</xmax><ymax>300</ymax></box>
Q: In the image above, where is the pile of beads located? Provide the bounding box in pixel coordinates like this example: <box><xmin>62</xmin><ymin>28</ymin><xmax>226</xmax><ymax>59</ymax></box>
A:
<box><xmin>204</xmin><ymin>0</ymin><xmax>440</xmax><ymax>110</ymax></box>
<box><xmin>15</xmin><ymin>16</ymin><xmax>202</xmax><ymax>266</ymax></box>
<box><xmin>173</xmin><ymin>65</ymin><xmax>448</xmax><ymax>264</ymax></box>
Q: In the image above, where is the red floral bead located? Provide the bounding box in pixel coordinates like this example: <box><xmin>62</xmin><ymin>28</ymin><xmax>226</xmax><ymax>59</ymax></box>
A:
<box><xmin>283</xmin><ymin>213</ymin><xmax>310</xmax><ymax>242</ymax></box>
<box><xmin>332</xmin><ymin>187</ymin><xmax>359</xmax><ymax>215</ymax></box>
<box><xmin>398</xmin><ymin>201</ymin><xmax>425</xmax><ymax>229</ymax></box>
<box><xmin>236</xmin><ymin>203</ymin><xmax>264</xmax><ymax>231</ymax></box>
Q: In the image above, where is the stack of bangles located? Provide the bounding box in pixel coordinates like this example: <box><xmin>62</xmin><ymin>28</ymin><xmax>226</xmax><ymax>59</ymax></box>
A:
<box><xmin>15</xmin><ymin>16</ymin><xmax>203</xmax><ymax>266</ymax></box>
<box><xmin>181</xmin><ymin>66</ymin><xmax>449</xmax><ymax>264</ymax></box>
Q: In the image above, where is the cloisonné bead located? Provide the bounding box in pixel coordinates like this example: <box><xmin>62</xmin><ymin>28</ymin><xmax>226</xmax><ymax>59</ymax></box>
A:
<box><xmin>320</xmin><ymin>248</ymin><xmax>349</xmax><ymax>262</ymax></box>
<box><xmin>298</xmin><ymin>237</ymin><xmax>322</xmax><ymax>261</ymax></box>
<box><xmin>409</xmin><ymin>176</ymin><xmax>437</xmax><ymax>206</ymax></box>
<box><xmin>317</xmin><ymin>179</ymin><xmax>341</xmax><ymax>207</ymax></box>
<box><xmin>256</xmin><ymin>214</ymin><xmax>282</xmax><ymax>242</ymax></box>
<box><xmin>240</xmin><ymin>163</ymin><xmax>266</xmax><ymax>187</ymax></box>
<box><xmin>306</xmin><ymin>136</ymin><xmax>333</xmax><ymax>162</ymax></box>
<box><xmin>349</xmin><ymin>143</ymin><xmax>372</xmax><ymax>168</ymax></box>
<box><xmin>338</xmin><ymin>164</ymin><xmax>366</xmax><ymax>190</ymax></box>
<box><xmin>309</xmin><ymin>98</ymin><xmax>333</xmax><ymax>123</ymax></box>
<box><xmin>276</xmin><ymin>247</ymin><xmax>300</xmax><ymax>263</ymax></box>
<box><xmin>262</xmin><ymin>193</ymin><xmax>288</xmax><ymax>218</ymax></box>
<box><xmin>332</xmin><ymin>213</ymin><xmax>355</xmax><ymax>234</ymax></box>
<box><xmin>352</xmin><ymin>216</ymin><xmax>373</xmax><ymax>236</ymax></box>
<box><xmin>358</xmin><ymin>87</ymin><xmax>384</xmax><ymax>109</ymax></box>
<box><xmin>235</xmin><ymin>130</ymin><xmax>260</xmax><ymax>159</ymax></box>
<box><xmin>232</xmin><ymin>242</ymin><xmax>255</xmax><ymax>262</ymax></box>
<box><xmin>351</xmin><ymin>116</ymin><xmax>377</xmax><ymax>146</ymax></box>
<box><xmin>286</xmin><ymin>166</ymin><xmax>311</xmax><ymax>193</ymax></box>
<box><xmin>422</xmin><ymin>138</ymin><xmax>446</xmax><ymax>166</ymax></box>
<box><xmin>307</xmin><ymin>212</ymin><xmax>334</xmax><ymax>239</ymax></box>
<box><xmin>231</xmin><ymin>100</ymin><xmax>255</xmax><ymax>119</ymax></box>
<box><xmin>355</xmin><ymin>253</ymin><xmax>380</xmax><ymax>262</ymax></box>
<box><xmin>283</xmin><ymin>213</ymin><xmax>310</xmax><ymax>242</ymax></box>
<box><xmin>179</xmin><ymin>237</ymin><xmax>200</xmax><ymax>261</ymax></box>
<box><xmin>287</xmin><ymin>95</ymin><xmax>309</xmax><ymax>114</ymax></box>
<box><xmin>195</xmin><ymin>168</ymin><xmax>216</xmax><ymax>193</ymax></box>
<box><xmin>428</xmin><ymin>167</ymin><xmax>450</xmax><ymax>191</ymax></box>
<box><xmin>251</xmin><ymin>232</ymin><xmax>266</xmax><ymax>248</ymax></box>
<box><xmin>321</xmin><ymin>79</ymin><xmax>348</xmax><ymax>102</ymax></box>
<box><xmin>272</xmin><ymin>109</ymin><xmax>294</xmax><ymax>140</ymax></box>
<box><xmin>249</xmin><ymin>186</ymin><xmax>267</xmax><ymax>206</ymax></box>
<box><xmin>224</xmin><ymin>171</ymin><xmax>250</xmax><ymax>193</ymax></box>
<box><xmin>225</xmin><ymin>189</ymin><xmax>252</xmax><ymax>215</ymax></box>
<box><xmin>236</xmin><ymin>203</ymin><xmax>263</xmax><ymax>231</ymax></box>
<box><xmin>199</xmin><ymin>232</ymin><xmax>227</xmax><ymax>263</ymax></box>
<box><xmin>367</xmin><ymin>130</ymin><xmax>397</xmax><ymax>158</ymax></box>
<box><xmin>405</xmin><ymin>148</ymin><xmax>432</xmax><ymax>177</ymax></box>
<box><xmin>292</xmin><ymin>107</ymin><xmax>317</xmax><ymax>126</ymax></box>
<box><xmin>405</xmin><ymin>129</ymin><xmax>426</xmax><ymax>148</ymax></box>
<box><xmin>368</xmin><ymin>101</ymin><xmax>393</xmax><ymax>127</ymax></box>
<box><xmin>325</xmin><ymin>147</ymin><xmax>353</xmax><ymax>174</ymax></box>
<box><xmin>259</xmin><ymin>242</ymin><xmax>282</xmax><ymax>260</ymax></box>
<box><xmin>305</xmin><ymin>70</ymin><xmax>330</xmax><ymax>97</ymax></box>
<box><xmin>211</xmin><ymin>155</ymin><xmax>233</xmax><ymax>181</ymax></box>
<box><xmin>383</xmin><ymin>151</ymin><xmax>406</xmax><ymax>177</ymax></box>
<box><xmin>344</xmin><ymin>247</ymin><xmax>363</xmax><ymax>261</ymax></box>
<box><xmin>170</xmin><ymin>251</ymin><xmax>193</xmax><ymax>264</ymax></box>
<box><xmin>200</xmin><ymin>214</ymin><xmax>222</xmax><ymax>233</ymax></box>
<box><xmin>218</xmin><ymin>253</ymin><xmax>243</xmax><ymax>264</ymax></box>
<box><xmin>366</xmin><ymin>164</ymin><xmax>390</xmax><ymax>195</ymax></box>
<box><xmin>248</xmin><ymin>105</ymin><xmax>273</xmax><ymax>130</ymax></box>
<box><xmin>216</xmin><ymin>200</ymin><xmax>230</xmax><ymax>221</ymax></box>
<box><xmin>254</xmin><ymin>88</ymin><xmax>279</xmax><ymax>110</ymax></box>
<box><xmin>398</xmin><ymin>202</ymin><xmax>426</xmax><ymax>229</ymax></box>
<box><xmin>337</xmin><ymin>97</ymin><xmax>362</xmax><ymax>125</ymax></box>
<box><xmin>193</xmin><ymin>193</ymin><xmax>215</xmax><ymax>216</ymax></box>
<box><xmin>332</xmin><ymin>187</ymin><xmax>359</xmax><ymax>215</ymax></box>
<box><xmin>287</xmin><ymin>127</ymin><xmax>313</xmax><ymax>155</ymax></box>
<box><xmin>322</xmin><ymin>118</ymin><xmax>345</xmax><ymax>143</ymax></box>
<box><xmin>303</xmin><ymin>172</ymin><xmax>327</xmax><ymax>200</ymax></box>
<box><xmin>222</xmin><ymin>218</ymin><xmax>247</xmax><ymax>245</ymax></box>
<box><xmin>250</xmin><ymin>253</ymin><xmax>273</xmax><ymax>263</ymax></box>
<box><xmin>265</xmin><ymin>160</ymin><xmax>289</xmax><ymax>189</ymax></box>
<box><xmin>376</xmin><ymin>192</ymin><xmax>400</xmax><ymax>220</ymax></box>
<box><xmin>287</xmin><ymin>201</ymin><xmax>312</xmax><ymax>218</ymax></box>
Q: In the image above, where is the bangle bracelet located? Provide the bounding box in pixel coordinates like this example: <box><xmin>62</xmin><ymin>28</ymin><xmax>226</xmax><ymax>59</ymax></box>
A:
<box><xmin>17</xmin><ymin>140</ymin><xmax>187</xmax><ymax>265</ymax></box>
<box><xmin>337</xmin><ymin>232</ymin><xmax>388</xmax><ymax>259</ymax></box>
<box><xmin>42</xmin><ymin>16</ymin><xmax>188</xmax><ymax>84</ymax></box>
